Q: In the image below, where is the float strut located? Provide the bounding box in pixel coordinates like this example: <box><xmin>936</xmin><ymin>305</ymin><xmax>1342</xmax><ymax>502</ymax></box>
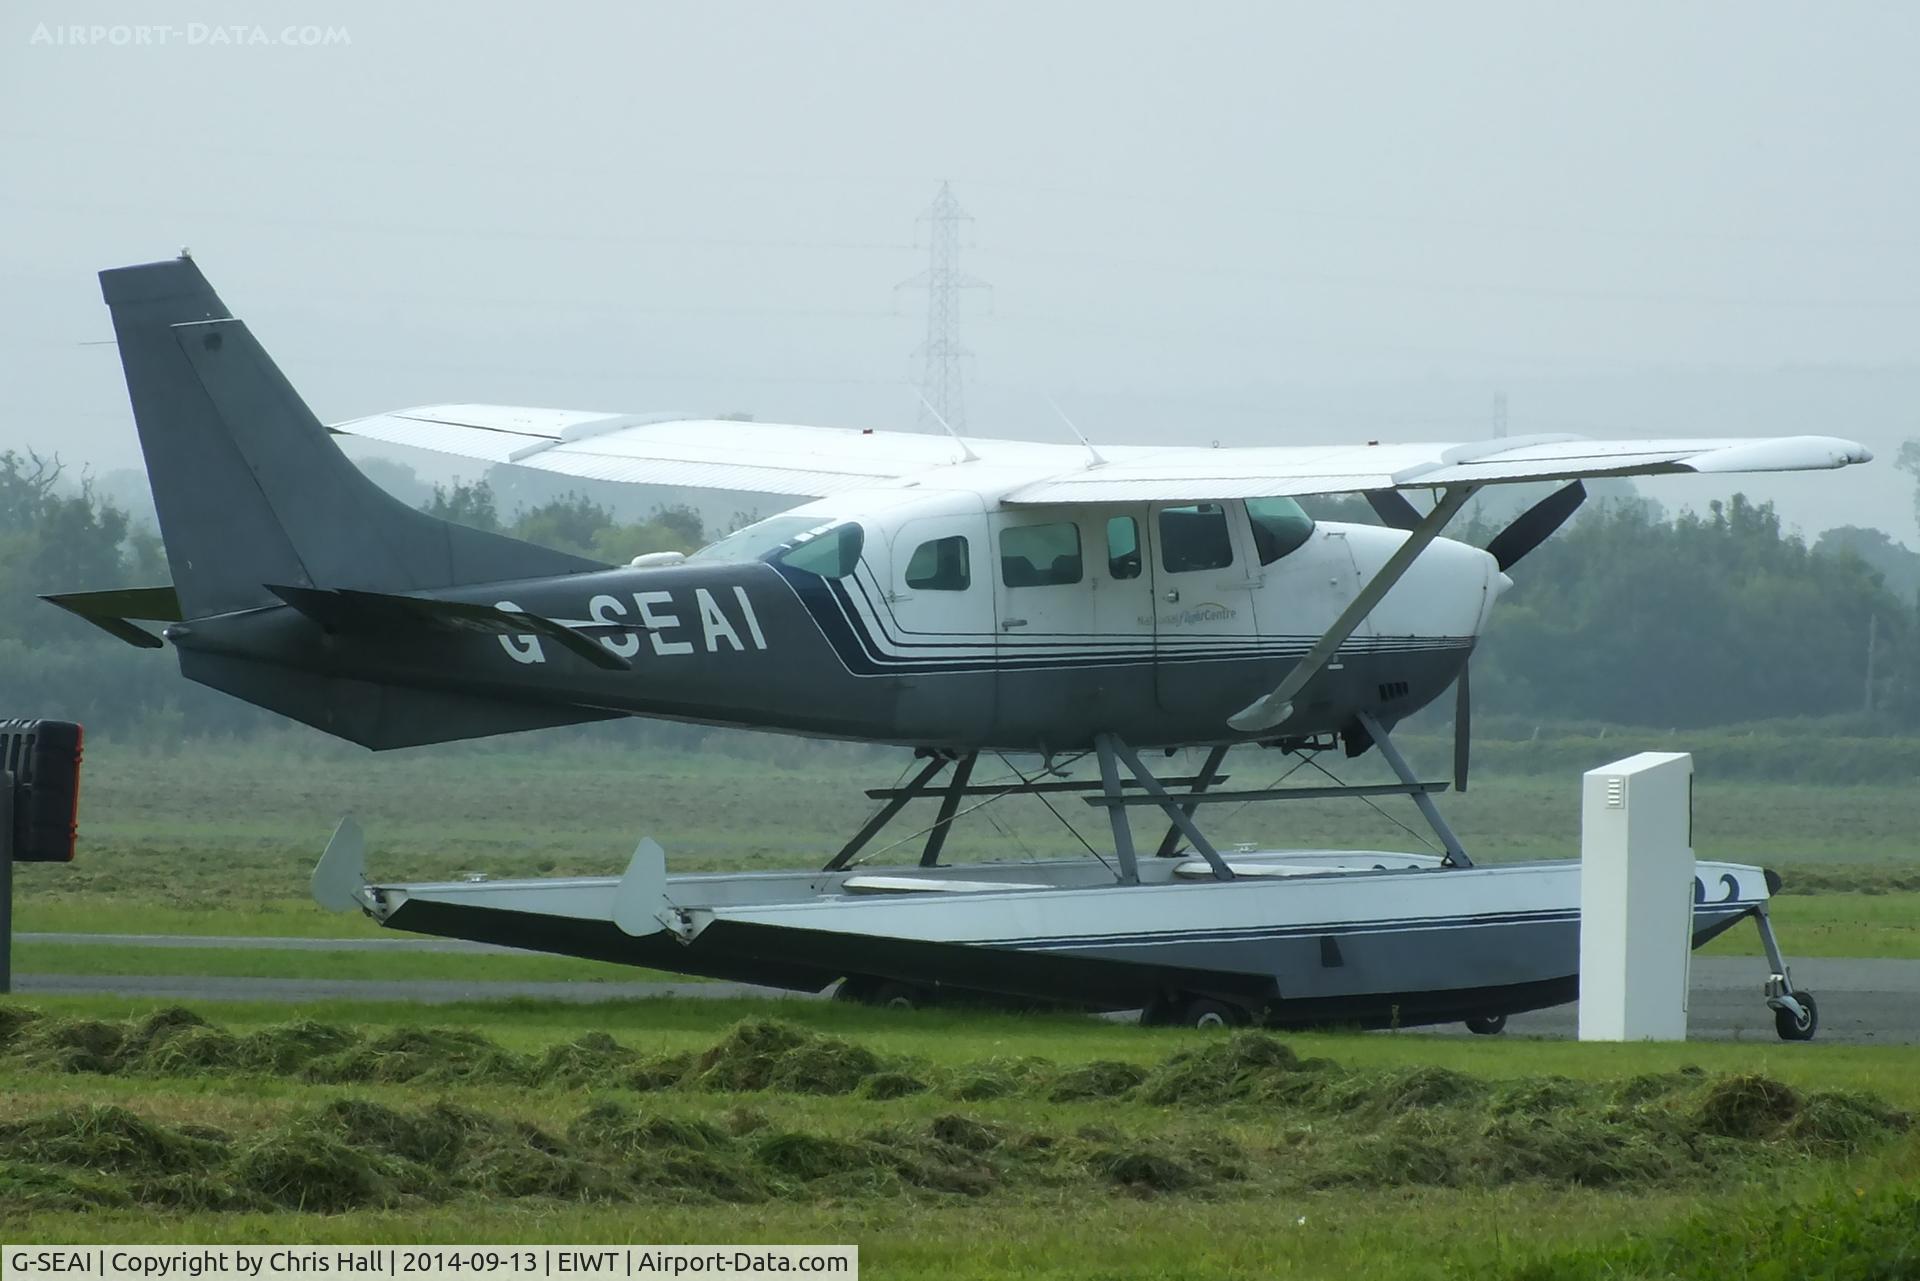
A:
<box><xmin>1156</xmin><ymin>744</ymin><xmax>1230</xmax><ymax>857</ymax></box>
<box><xmin>919</xmin><ymin>752</ymin><xmax>977</xmax><ymax>867</ymax></box>
<box><xmin>1107</xmin><ymin>739</ymin><xmax>1233</xmax><ymax>881</ymax></box>
<box><xmin>1093</xmin><ymin>735</ymin><xmax>1140</xmax><ymax>885</ymax></box>
<box><xmin>1356</xmin><ymin>711</ymin><xmax>1473</xmax><ymax>868</ymax></box>
<box><xmin>823</xmin><ymin>754</ymin><xmax>950</xmax><ymax>872</ymax></box>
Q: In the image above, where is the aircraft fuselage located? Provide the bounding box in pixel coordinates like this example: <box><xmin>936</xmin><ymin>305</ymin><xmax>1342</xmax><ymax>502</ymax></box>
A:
<box><xmin>169</xmin><ymin>486</ymin><xmax>1504</xmax><ymax>751</ymax></box>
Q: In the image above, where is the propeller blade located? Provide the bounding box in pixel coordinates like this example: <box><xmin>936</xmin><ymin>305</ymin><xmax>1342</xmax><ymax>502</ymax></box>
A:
<box><xmin>1453</xmin><ymin>662</ymin><xmax>1470</xmax><ymax>793</ymax></box>
<box><xmin>1364</xmin><ymin>489</ymin><xmax>1424</xmax><ymax>531</ymax></box>
<box><xmin>1485</xmin><ymin>480</ymin><xmax>1587</xmax><ymax>571</ymax></box>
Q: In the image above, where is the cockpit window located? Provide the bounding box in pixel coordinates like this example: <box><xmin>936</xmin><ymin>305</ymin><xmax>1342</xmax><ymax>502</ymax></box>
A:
<box><xmin>1246</xmin><ymin>497</ymin><xmax>1315</xmax><ymax>564</ymax></box>
<box><xmin>686</xmin><ymin>515</ymin><xmax>824</xmax><ymax>565</ymax></box>
<box><xmin>772</xmin><ymin>521</ymin><xmax>865</xmax><ymax>579</ymax></box>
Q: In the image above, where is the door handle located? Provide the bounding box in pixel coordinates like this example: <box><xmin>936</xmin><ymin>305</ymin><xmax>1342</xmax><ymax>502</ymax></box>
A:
<box><xmin>1002</xmin><ymin>618</ymin><xmax>1028</xmax><ymax>630</ymax></box>
<box><xmin>1163</xmin><ymin>590</ymin><xmax>1180</xmax><ymax>603</ymax></box>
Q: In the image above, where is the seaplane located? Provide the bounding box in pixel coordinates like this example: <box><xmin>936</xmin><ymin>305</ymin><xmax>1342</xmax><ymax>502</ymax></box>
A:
<box><xmin>50</xmin><ymin>255</ymin><xmax>1869</xmax><ymax>1035</ymax></box>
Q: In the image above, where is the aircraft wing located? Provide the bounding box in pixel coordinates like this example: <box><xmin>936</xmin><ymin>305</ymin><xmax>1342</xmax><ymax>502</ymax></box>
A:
<box><xmin>331</xmin><ymin>404</ymin><xmax>1088</xmax><ymax>497</ymax></box>
<box><xmin>1002</xmin><ymin>433</ymin><xmax>1872</xmax><ymax>504</ymax></box>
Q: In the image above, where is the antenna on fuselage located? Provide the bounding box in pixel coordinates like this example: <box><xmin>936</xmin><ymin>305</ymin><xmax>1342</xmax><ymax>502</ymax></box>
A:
<box><xmin>1045</xmin><ymin>395</ymin><xmax>1107</xmax><ymax>468</ymax></box>
<box><xmin>916</xmin><ymin>390</ymin><xmax>980</xmax><ymax>463</ymax></box>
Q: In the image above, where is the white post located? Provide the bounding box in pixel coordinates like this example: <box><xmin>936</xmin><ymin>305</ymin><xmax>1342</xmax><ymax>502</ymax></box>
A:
<box><xmin>1578</xmin><ymin>751</ymin><xmax>1695</xmax><ymax>1041</ymax></box>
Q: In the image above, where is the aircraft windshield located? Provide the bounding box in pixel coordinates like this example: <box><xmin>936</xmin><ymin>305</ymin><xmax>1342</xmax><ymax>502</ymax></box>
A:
<box><xmin>772</xmin><ymin>522</ymin><xmax>865</xmax><ymax>579</ymax></box>
<box><xmin>1246</xmin><ymin>497</ymin><xmax>1316</xmax><ymax>564</ymax></box>
<box><xmin>686</xmin><ymin>516</ymin><xmax>830</xmax><ymax>565</ymax></box>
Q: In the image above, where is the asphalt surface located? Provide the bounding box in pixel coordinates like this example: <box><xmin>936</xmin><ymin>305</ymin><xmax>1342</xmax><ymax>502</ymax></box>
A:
<box><xmin>18</xmin><ymin>931</ymin><xmax>526</xmax><ymax>954</ymax></box>
<box><xmin>12</xmin><ymin>933</ymin><xmax>1918</xmax><ymax>1043</ymax></box>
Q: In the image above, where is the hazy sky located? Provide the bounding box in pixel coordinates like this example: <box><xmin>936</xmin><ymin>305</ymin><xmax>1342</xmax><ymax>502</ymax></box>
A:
<box><xmin>4</xmin><ymin>2</ymin><xmax>1917</xmax><ymax>539</ymax></box>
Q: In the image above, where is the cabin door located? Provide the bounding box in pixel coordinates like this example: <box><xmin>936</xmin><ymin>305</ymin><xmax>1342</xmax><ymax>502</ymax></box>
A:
<box><xmin>882</xmin><ymin>509</ymin><xmax>997</xmax><ymax>743</ymax></box>
<box><xmin>1149</xmin><ymin>500</ymin><xmax>1265</xmax><ymax>712</ymax></box>
<box><xmin>883</xmin><ymin>510</ymin><xmax>998</xmax><ymax>656</ymax></box>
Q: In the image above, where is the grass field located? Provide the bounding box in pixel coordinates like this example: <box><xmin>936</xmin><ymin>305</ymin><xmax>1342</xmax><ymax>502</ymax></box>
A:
<box><xmin>0</xmin><ymin>996</ymin><xmax>1915</xmax><ymax>1279</ymax></box>
<box><xmin>6</xmin><ymin>737</ymin><xmax>1920</xmax><ymax>1275</ymax></box>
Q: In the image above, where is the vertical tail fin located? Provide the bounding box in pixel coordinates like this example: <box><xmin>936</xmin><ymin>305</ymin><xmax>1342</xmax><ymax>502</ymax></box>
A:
<box><xmin>99</xmin><ymin>256</ymin><xmax>601</xmax><ymax>618</ymax></box>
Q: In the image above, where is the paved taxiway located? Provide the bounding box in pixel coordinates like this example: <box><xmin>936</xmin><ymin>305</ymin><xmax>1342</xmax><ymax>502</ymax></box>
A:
<box><xmin>15</xmin><ymin>933</ymin><xmax>1918</xmax><ymax>1044</ymax></box>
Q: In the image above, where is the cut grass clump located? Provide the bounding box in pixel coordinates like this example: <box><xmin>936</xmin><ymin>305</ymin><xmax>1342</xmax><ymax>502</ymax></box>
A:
<box><xmin>752</xmin><ymin>1131</ymin><xmax>878</xmax><ymax>1182</ymax></box>
<box><xmin>12</xmin><ymin>1018</ymin><xmax>128</xmax><ymax>1073</ymax></box>
<box><xmin>1695</xmin><ymin>1073</ymin><xmax>1802</xmax><ymax>1139</ymax></box>
<box><xmin>687</xmin><ymin>1019</ymin><xmax>887</xmax><ymax>1094</ymax></box>
<box><xmin>0</xmin><ymin>1004</ymin><xmax>43</xmax><ymax>1048</ymax></box>
<box><xmin>234</xmin><ymin>1128</ymin><xmax>401</xmax><ymax>1213</ymax></box>
<box><xmin>1327</xmin><ymin>1065</ymin><xmax>1485</xmax><ymax>1115</ymax></box>
<box><xmin>307</xmin><ymin>1098</ymin><xmax>478</xmax><ymax>1171</ymax></box>
<box><xmin>306</xmin><ymin>1026</ymin><xmax>530</xmax><ymax>1086</ymax></box>
<box><xmin>1049</xmin><ymin>1059</ymin><xmax>1149</xmax><ymax>1101</ymax></box>
<box><xmin>1090</xmin><ymin>1146</ymin><xmax>1203</xmax><ymax>1193</ymax></box>
<box><xmin>238</xmin><ymin>1020</ymin><xmax>360</xmax><ymax>1073</ymax></box>
<box><xmin>0</xmin><ymin>1104</ymin><xmax>225</xmax><ymax>1177</ymax></box>
<box><xmin>628</xmin><ymin>1052</ymin><xmax>695</xmax><ymax>1091</ymax></box>
<box><xmin>945</xmin><ymin>1055</ymin><xmax>1056</xmax><ymax>1102</ymax></box>
<box><xmin>567</xmin><ymin>1100</ymin><xmax>729</xmax><ymax>1155</ymax></box>
<box><xmin>0</xmin><ymin>1160</ymin><xmax>128</xmax><ymax>1211</ymax></box>
<box><xmin>1787</xmin><ymin>1089</ymin><xmax>1909</xmax><ymax>1150</ymax></box>
<box><xmin>536</xmin><ymin>1031</ymin><xmax>639</xmax><ymax>1086</ymax></box>
<box><xmin>1134</xmin><ymin>1031</ymin><xmax>1322</xmax><ymax>1105</ymax></box>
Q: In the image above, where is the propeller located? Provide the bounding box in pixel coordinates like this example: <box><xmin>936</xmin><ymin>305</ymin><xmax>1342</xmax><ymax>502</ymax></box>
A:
<box><xmin>1363</xmin><ymin>482</ymin><xmax>1584</xmax><ymax>792</ymax></box>
<box><xmin>1364</xmin><ymin>489</ymin><xmax>1423</xmax><ymax>531</ymax></box>
<box><xmin>1366</xmin><ymin>481</ymin><xmax>1588</xmax><ymax>569</ymax></box>
<box><xmin>1356</xmin><ymin>482</ymin><xmax>1586</xmax><ymax>792</ymax></box>
<box><xmin>1484</xmin><ymin>480</ymin><xmax>1587</xmax><ymax>571</ymax></box>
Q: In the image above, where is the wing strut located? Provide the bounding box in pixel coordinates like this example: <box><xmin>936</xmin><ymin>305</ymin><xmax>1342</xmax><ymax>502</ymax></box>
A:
<box><xmin>1228</xmin><ymin>484</ymin><xmax>1479</xmax><ymax>733</ymax></box>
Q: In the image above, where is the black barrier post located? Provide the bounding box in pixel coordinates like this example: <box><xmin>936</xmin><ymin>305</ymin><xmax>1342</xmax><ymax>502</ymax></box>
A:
<box><xmin>1</xmin><ymin>771</ymin><xmax>12</xmax><ymax>995</ymax></box>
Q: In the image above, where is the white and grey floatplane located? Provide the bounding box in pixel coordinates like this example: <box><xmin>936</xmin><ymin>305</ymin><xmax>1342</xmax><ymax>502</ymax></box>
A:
<box><xmin>59</xmin><ymin>256</ymin><xmax>1859</xmax><ymax>1035</ymax></box>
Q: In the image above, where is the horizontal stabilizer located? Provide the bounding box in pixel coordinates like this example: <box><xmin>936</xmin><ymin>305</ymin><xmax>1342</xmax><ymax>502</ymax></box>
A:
<box><xmin>268</xmin><ymin>584</ymin><xmax>635</xmax><ymax>672</ymax></box>
<box><xmin>41</xmin><ymin>584</ymin><xmax>182</xmax><ymax>648</ymax></box>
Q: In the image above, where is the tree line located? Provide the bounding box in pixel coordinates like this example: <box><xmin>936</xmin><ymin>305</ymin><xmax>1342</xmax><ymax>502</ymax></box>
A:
<box><xmin>3</xmin><ymin>448</ymin><xmax>1918</xmax><ymax>738</ymax></box>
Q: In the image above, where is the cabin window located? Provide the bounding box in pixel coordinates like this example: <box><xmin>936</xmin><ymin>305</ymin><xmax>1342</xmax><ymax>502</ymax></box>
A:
<box><xmin>1159</xmin><ymin>504</ymin><xmax>1234</xmax><ymax>573</ymax></box>
<box><xmin>904</xmin><ymin>535</ymin><xmax>971</xmax><ymax>591</ymax></box>
<box><xmin>1106</xmin><ymin>516</ymin><xmax>1141</xmax><ymax>580</ymax></box>
<box><xmin>1000</xmin><ymin>522</ymin><xmax>1083</xmax><ymax>587</ymax></box>
<box><xmin>1246</xmin><ymin>497</ymin><xmax>1316</xmax><ymax>564</ymax></box>
<box><xmin>773</xmin><ymin>521</ymin><xmax>864</xmax><ymax>579</ymax></box>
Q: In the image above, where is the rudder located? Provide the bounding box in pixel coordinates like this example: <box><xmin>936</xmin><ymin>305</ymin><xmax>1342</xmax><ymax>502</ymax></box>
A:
<box><xmin>100</xmin><ymin>256</ymin><xmax>601</xmax><ymax>619</ymax></box>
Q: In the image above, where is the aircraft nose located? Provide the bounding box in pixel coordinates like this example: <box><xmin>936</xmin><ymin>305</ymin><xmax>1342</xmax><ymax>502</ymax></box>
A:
<box><xmin>1493</xmin><ymin>570</ymin><xmax>1515</xmax><ymax>598</ymax></box>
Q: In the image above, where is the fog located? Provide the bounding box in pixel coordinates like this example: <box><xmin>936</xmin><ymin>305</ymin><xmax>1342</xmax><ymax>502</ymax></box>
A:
<box><xmin>3</xmin><ymin>1</ymin><xmax>1917</xmax><ymax>540</ymax></box>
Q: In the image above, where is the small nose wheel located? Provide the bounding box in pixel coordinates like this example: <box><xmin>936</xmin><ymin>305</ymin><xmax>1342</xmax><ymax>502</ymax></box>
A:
<box><xmin>1464</xmin><ymin>1013</ymin><xmax>1508</xmax><ymax>1036</ymax></box>
<box><xmin>1753</xmin><ymin>900</ymin><xmax>1816</xmax><ymax>1041</ymax></box>
<box><xmin>1772</xmin><ymin>990</ymin><xmax>1818</xmax><ymax>1041</ymax></box>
